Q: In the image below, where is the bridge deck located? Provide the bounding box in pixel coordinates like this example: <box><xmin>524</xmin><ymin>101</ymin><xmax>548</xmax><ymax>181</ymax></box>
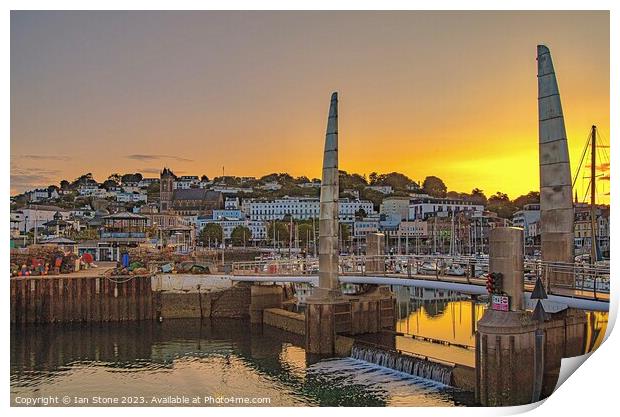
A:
<box><xmin>228</xmin><ymin>273</ymin><xmax>609</xmax><ymax>312</ymax></box>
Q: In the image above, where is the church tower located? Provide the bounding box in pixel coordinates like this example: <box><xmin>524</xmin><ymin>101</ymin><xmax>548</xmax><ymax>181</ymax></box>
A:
<box><xmin>160</xmin><ymin>168</ymin><xmax>175</xmax><ymax>212</ymax></box>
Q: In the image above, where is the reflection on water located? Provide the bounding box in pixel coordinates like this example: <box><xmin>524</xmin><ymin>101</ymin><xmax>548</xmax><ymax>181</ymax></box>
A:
<box><xmin>11</xmin><ymin>285</ymin><xmax>608</xmax><ymax>407</ymax></box>
<box><xmin>11</xmin><ymin>319</ymin><xmax>473</xmax><ymax>407</ymax></box>
<box><xmin>391</xmin><ymin>285</ymin><xmax>608</xmax><ymax>367</ymax></box>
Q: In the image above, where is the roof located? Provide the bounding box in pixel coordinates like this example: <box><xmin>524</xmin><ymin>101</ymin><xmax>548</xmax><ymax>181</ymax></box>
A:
<box><xmin>102</xmin><ymin>211</ymin><xmax>147</xmax><ymax>219</ymax></box>
<box><xmin>41</xmin><ymin>237</ymin><xmax>77</xmax><ymax>244</ymax></box>
<box><xmin>173</xmin><ymin>189</ymin><xmax>222</xmax><ymax>201</ymax></box>
<box><xmin>21</xmin><ymin>204</ymin><xmax>68</xmax><ymax>212</ymax></box>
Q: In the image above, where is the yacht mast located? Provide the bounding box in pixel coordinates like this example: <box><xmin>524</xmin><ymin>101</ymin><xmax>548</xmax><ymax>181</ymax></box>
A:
<box><xmin>590</xmin><ymin>125</ymin><xmax>598</xmax><ymax>263</ymax></box>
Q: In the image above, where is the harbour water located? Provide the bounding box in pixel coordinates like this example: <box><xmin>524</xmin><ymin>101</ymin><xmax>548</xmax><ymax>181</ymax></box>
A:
<box><xmin>10</xmin><ymin>285</ymin><xmax>607</xmax><ymax>407</ymax></box>
<box><xmin>10</xmin><ymin>318</ymin><xmax>473</xmax><ymax>407</ymax></box>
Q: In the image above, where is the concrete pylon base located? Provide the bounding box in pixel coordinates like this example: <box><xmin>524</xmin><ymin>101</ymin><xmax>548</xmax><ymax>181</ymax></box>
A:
<box><xmin>475</xmin><ymin>308</ymin><xmax>587</xmax><ymax>406</ymax></box>
<box><xmin>305</xmin><ymin>299</ymin><xmax>347</xmax><ymax>355</ymax></box>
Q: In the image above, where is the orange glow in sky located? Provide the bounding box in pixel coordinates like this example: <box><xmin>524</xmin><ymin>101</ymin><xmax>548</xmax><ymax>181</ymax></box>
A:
<box><xmin>11</xmin><ymin>11</ymin><xmax>609</xmax><ymax>202</ymax></box>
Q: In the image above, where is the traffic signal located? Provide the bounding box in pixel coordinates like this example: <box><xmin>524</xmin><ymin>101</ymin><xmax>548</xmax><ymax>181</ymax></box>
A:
<box><xmin>486</xmin><ymin>272</ymin><xmax>504</xmax><ymax>294</ymax></box>
<box><xmin>494</xmin><ymin>273</ymin><xmax>503</xmax><ymax>293</ymax></box>
<box><xmin>486</xmin><ymin>273</ymin><xmax>495</xmax><ymax>294</ymax></box>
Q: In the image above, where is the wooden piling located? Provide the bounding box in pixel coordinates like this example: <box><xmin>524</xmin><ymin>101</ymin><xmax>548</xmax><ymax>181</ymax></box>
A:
<box><xmin>10</xmin><ymin>275</ymin><xmax>154</xmax><ymax>324</ymax></box>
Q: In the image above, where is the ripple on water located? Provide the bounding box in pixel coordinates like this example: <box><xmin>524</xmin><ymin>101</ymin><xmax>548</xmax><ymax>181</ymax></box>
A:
<box><xmin>306</xmin><ymin>357</ymin><xmax>467</xmax><ymax>407</ymax></box>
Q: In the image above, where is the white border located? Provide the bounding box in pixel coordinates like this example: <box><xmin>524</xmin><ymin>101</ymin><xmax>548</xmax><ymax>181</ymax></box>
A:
<box><xmin>2</xmin><ymin>1</ymin><xmax>616</xmax><ymax>416</ymax></box>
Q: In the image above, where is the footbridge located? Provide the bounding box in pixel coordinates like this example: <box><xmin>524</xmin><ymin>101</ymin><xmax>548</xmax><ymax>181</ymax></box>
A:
<box><xmin>228</xmin><ymin>255</ymin><xmax>609</xmax><ymax>312</ymax></box>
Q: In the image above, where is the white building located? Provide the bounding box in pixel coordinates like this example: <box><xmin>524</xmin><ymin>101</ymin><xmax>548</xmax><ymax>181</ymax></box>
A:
<box><xmin>25</xmin><ymin>188</ymin><xmax>59</xmax><ymax>202</ymax></box>
<box><xmin>409</xmin><ymin>197</ymin><xmax>484</xmax><ymax>220</ymax></box>
<box><xmin>225</xmin><ymin>197</ymin><xmax>240</xmax><ymax>209</ymax></box>
<box><xmin>512</xmin><ymin>203</ymin><xmax>541</xmax><ymax>240</ymax></box>
<box><xmin>138</xmin><ymin>178</ymin><xmax>158</xmax><ymax>188</ymax></box>
<box><xmin>14</xmin><ymin>206</ymin><xmax>70</xmax><ymax>232</ymax></box>
<box><xmin>174</xmin><ymin>176</ymin><xmax>200</xmax><ymax>189</ymax></box>
<box><xmin>366</xmin><ymin>185</ymin><xmax>393</xmax><ymax>195</ymax></box>
<box><xmin>353</xmin><ymin>217</ymin><xmax>380</xmax><ymax>237</ymax></box>
<box><xmin>380</xmin><ymin>197</ymin><xmax>411</xmax><ymax>220</ymax></box>
<box><xmin>397</xmin><ymin>220</ymin><xmax>428</xmax><ymax>238</ymax></box>
<box><xmin>212</xmin><ymin>209</ymin><xmax>244</xmax><ymax>220</ymax></box>
<box><xmin>259</xmin><ymin>181</ymin><xmax>282</xmax><ymax>191</ymax></box>
<box><xmin>116</xmin><ymin>192</ymin><xmax>148</xmax><ymax>203</ymax></box>
<box><xmin>244</xmin><ymin>197</ymin><xmax>375</xmax><ymax>223</ymax></box>
<box><xmin>10</xmin><ymin>212</ymin><xmax>22</xmax><ymax>237</ymax></box>
<box><xmin>77</xmin><ymin>184</ymin><xmax>102</xmax><ymax>196</ymax></box>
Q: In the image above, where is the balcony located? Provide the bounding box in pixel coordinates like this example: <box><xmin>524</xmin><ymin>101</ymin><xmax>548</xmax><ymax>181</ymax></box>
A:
<box><xmin>100</xmin><ymin>231</ymin><xmax>147</xmax><ymax>241</ymax></box>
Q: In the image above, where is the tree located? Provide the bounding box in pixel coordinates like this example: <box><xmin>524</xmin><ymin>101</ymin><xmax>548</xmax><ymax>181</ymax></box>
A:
<box><xmin>487</xmin><ymin>192</ymin><xmax>517</xmax><ymax>219</ymax></box>
<box><xmin>102</xmin><ymin>179</ymin><xmax>119</xmax><ymax>191</ymax></box>
<box><xmin>108</xmin><ymin>173</ymin><xmax>121</xmax><ymax>183</ymax></box>
<box><xmin>468</xmin><ymin>188</ymin><xmax>488</xmax><ymax>206</ymax></box>
<box><xmin>513</xmin><ymin>191</ymin><xmax>540</xmax><ymax>209</ymax></box>
<box><xmin>340</xmin><ymin>223</ymin><xmax>351</xmax><ymax>246</ymax></box>
<box><xmin>200</xmin><ymin>174</ymin><xmax>209</xmax><ymax>182</ymax></box>
<box><xmin>366</xmin><ymin>172</ymin><xmax>415</xmax><ymax>191</ymax></box>
<box><xmin>121</xmin><ymin>173</ymin><xmax>142</xmax><ymax>184</ymax></box>
<box><xmin>339</xmin><ymin>170</ymin><xmax>368</xmax><ymax>190</ymax></box>
<box><xmin>298</xmin><ymin>223</ymin><xmax>315</xmax><ymax>248</ymax></box>
<box><xmin>267</xmin><ymin>221</ymin><xmax>291</xmax><ymax>245</ymax></box>
<box><xmin>71</xmin><ymin>173</ymin><xmax>95</xmax><ymax>188</ymax></box>
<box><xmin>60</xmin><ymin>180</ymin><xmax>70</xmax><ymax>190</ymax></box>
<box><xmin>231</xmin><ymin>226</ymin><xmax>252</xmax><ymax>246</ymax></box>
<box><xmin>355</xmin><ymin>208</ymin><xmax>367</xmax><ymax>220</ymax></box>
<box><xmin>198</xmin><ymin>223</ymin><xmax>224</xmax><ymax>246</ymax></box>
<box><xmin>368</xmin><ymin>172</ymin><xmax>379</xmax><ymax>185</ymax></box>
<box><xmin>422</xmin><ymin>176</ymin><xmax>447</xmax><ymax>198</ymax></box>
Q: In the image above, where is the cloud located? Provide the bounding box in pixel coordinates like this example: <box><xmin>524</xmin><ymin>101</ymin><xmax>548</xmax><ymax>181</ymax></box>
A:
<box><xmin>127</xmin><ymin>154</ymin><xmax>193</xmax><ymax>163</ymax></box>
<box><xmin>139</xmin><ymin>167</ymin><xmax>163</xmax><ymax>175</ymax></box>
<box><xmin>12</xmin><ymin>154</ymin><xmax>70</xmax><ymax>161</ymax></box>
<box><xmin>10</xmin><ymin>167</ymin><xmax>61</xmax><ymax>194</ymax></box>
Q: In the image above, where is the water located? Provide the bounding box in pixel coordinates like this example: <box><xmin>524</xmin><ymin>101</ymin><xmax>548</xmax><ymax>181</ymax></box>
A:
<box><xmin>11</xmin><ymin>284</ymin><xmax>606</xmax><ymax>407</ymax></box>
<box><xmin>350</xmin><ymin>345</ymin><xmax>452</xmax><ymax>385</ymax></box>
<box><xmin>11</xmin><ymin>319</ymin><xmax>473</xmax><ymax>407</ymax></box>
<box><xmin>390</xmin><ymin>285</ymin><xmax>607</xmax><ymax>367</ymax></box>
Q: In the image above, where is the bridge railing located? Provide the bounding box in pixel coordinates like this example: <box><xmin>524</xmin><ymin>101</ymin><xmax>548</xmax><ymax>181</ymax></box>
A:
<box><xmin>231</xmin><ymin>255</ymin><xmax>609</xmax><ymax>296</ymax></box>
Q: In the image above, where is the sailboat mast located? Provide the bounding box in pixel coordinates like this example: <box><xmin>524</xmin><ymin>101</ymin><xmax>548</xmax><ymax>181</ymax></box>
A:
<box><xmin>590</xmin><ymin>125</ymin><xmax>598</xmax><ymax>263</ymax></box>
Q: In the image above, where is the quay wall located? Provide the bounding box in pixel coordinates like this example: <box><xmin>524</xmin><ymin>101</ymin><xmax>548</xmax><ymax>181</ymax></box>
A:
<box><xmin>156</xmin><ymin>282</ymin><xmax>252</xmax><ymax>319</ymax></box>
<box><xmin>10</xmin><ymin>275</ymin><xmax>154</xmax><ymax>324</ymax></box>
<box><xmin>263</xmin><ymin>308</ymin><xmax>305</xmax><ymax>335</ymax></box>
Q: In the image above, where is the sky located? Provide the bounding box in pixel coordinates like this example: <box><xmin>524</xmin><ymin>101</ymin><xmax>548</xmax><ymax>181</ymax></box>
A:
<box><xmin>10</xmin><ymin>11</ymin><xmax>610</xmax><ymax>202</ymax></box>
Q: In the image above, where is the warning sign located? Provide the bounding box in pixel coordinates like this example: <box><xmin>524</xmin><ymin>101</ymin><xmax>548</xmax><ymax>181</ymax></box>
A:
<box><xmin>491</xmin><ymin>295</ymin><xmax>510</xmax><ymax>312</ymax></box>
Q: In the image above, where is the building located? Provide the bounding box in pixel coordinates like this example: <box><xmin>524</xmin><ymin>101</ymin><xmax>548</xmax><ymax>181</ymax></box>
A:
<box><xmin>213</xmin><ymin>209</ymin><xmax>244</xmax><ymax>220</ymax></box>
<box><xmin>160</xmin><ymin>168</ymin><xmax>224</xmax><ymax>216</ymax></box>
<box><xmin>98</xmin><ymin>211</ymin><xmax>148</xmax><ymax>261</ymax></box>
<box><xmin>224</xmin><ymin>197</ymin><xmax>240</xmax><ymax>209</ymax></box>
<box><xmin>160</xmin><ymin>168</ymin><xmax>175</xmax><ymax>212</ymax></box>
<box><xmin>244</xmin><ymin>197</ymin><xmax>375</xmax><ymax>223</ymax></box>
<box><xmin>25</xmin><ymin>188</ymin><xmax>59</xmax><ymax>202</ymax></box>
<box><xmin>259</xmin><ymin>181</ymin><xmax>282</xmax><ymax>191</ymax></box>
<box><xmin>116</xmin><ymin>192</ymin><xmax>148</xmax><ymax>203</ymax></box>
<box><xmin>512</xmin><ymin>203</ymin><xmax>541</xmax><ymax>245</ymax></box>
<box><xmin>574</xmin><ymin>204</ymin><xmax>610</xmax><ymax>257</ymax></box>
<box><xmin>409</xmin><ymin>197</ymin><xmax>484</xmax><ymax>220</ymax></box>
<box><xmin>14</xmin><ymin>205</ymin><xmax>70</xmax><ymax>233</ymax></box>
<box><xmin>380</xmin><ymin>197</ymin><xmax>411</xmax><ymax>220</ymax></box>
<box><xmin>10</xmin><ymin>212</ymin><xmax>22</xmax><ymax>237</ymax></box>
<box><xmin>366</xmin><ymin>185</ymin><xmax>393</xmax><ymax>195</ymax></box>
<box><xmin>353</xmin><ymin>217</ymin><xmax>380</xmax><ymax>238</ymax></box>
<box><xmin>397</xmin><ymin>220</ymin><xmax>428</xmax><ymax>238</ymax></box>
<box><xmin>138</xmin><ymin>178</ymin><xmax>159</xmax><ymax>188</ymax></box>
<box><xmin>142</xmin><ymin>211</ymin><xmax>194</xmax><ymax>253</ymax></box>
<box><xmin>174</xmin><ymin>175</ymin><xmax>200</xmax><ymax>189</ymax></box>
